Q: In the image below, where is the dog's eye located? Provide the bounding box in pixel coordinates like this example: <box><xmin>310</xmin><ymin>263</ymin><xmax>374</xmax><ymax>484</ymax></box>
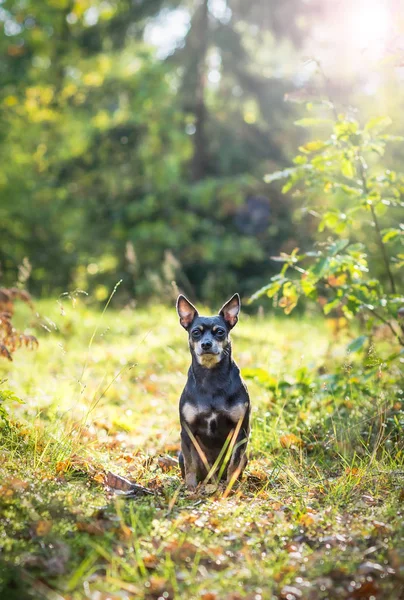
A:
<box><xmin>215</xmin><ymin>328</ymin><xmax>225</xmax><ymax>338</ymax></box>
<box><xmin>191</xmin><ymin>329</ymin><xmax>202</xmax><ymax>339</ymax></box>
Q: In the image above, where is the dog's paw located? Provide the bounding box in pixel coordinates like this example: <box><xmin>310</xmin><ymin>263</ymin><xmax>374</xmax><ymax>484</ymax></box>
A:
<box><xmin>185</xmin><ymin>473</ymin><xmax>198</xmax><ymax>490</ymax></box>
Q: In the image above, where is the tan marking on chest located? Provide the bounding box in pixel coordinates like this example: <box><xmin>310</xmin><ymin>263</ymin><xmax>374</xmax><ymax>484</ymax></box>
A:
<box><xmin>227</xmin><ymin>402</ymin><xmax>248</xmax><ymax>423</ymax></box>
<box><xmin>182</xmin><ymin>403</ymin><xmax>199</xmax><ymax>424</ymax></box>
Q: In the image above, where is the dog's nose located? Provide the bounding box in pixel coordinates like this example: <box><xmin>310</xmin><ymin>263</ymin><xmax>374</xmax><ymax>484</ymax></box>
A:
<box><xmin>201</xmin><ymin>340</ymin><xmax>213</xmax><ymax>351</ymax></box>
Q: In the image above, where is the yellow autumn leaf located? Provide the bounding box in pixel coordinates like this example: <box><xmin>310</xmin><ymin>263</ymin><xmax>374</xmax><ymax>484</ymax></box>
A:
<box><xmin>280</xmin><ymin>433</ymin><xmax>303</xmax><ymax>448</ymax></box>
<box><xmin>299</xmin><ymin>513</ymin><xmax>315</xmax><ymax>527</ymax></box>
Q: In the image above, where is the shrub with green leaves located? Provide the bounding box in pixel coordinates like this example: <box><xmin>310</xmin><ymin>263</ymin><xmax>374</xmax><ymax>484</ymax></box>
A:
<box><xmin>252</xmin><ymin>111</ymin><xmax>404</xmax><ymax>352</ymax></box>
<box><xmin>0</xmin><ymin>388</ymin><xmax>23</xmax><ymax>431</ymax></box>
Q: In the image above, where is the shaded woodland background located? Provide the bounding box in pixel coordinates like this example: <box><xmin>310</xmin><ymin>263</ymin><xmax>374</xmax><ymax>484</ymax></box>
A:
<box><xmin>1</xmin><ymin>0</ymin><xmax>403</xmax><ymax>303</ymax></box>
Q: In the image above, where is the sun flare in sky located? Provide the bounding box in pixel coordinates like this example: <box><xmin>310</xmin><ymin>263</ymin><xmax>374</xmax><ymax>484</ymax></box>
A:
<box><xmin>348</xmin><ymin>0</ymin><xmax>392</xmax><ymax>53</ymax></box>
<box><xmin>308</xmin><ymin>0</ymin><xmax>397</xmax><ymax>77</ymax></box>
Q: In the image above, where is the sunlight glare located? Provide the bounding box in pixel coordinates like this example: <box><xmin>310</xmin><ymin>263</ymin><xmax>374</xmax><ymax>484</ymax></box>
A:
<box><xmin>347</xmin><ymin>0</ymin><xmax>391</xmax><ymax>55</ymax></box>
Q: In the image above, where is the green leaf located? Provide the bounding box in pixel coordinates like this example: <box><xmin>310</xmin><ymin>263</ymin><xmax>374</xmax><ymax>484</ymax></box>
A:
<box><xmin>364</xmin><ymin>116</ymin><xmax>392</xmax><ymax>133</ymax></box>
<box><xmin>0</xmin><ymin>390</ymin><xmax>23</xmax><ymax>405</ymax></box>
<box><xmin>293</xmin><ymin>155</ymin><xmax>308</xmax><ymax>165</ymax></box>
<box><xmin>382</xmin><ymin>229</ymin><xmax>400</xmax><ymax>243</ymax></box>
<box><xmin>341</xmin><ymin>157</ymin><xmax>355</xmax><ymax>178</ymax></box>
<box><xmin>281</xmin><ymin>179</ymin><xmax>296</xmax><ymax>194</ymax></box>
<box><xmin>366</xmin><ymin>142</ymin><xmax>385</xmax><ymax>156</ymax></box>
<box><xmin>298</xmin><ymin>140</ymin><xmax>326</xmax><ymax>153</ymax></box>
<box><xmin>311</xmin><ymin>257</ymin><xmax>330</xmax><ymax>279</ymax></box>
<box><xmin>334</xmin><ymin>183</ymin><xmax>362</xmax><ymax>197</ymax></box>
<box><xmin>347</xmin><ymin>335</ymin><xmax>367</xmax><ymax>353</ymax></box>
<box><xmin>334</xmin><ymin>119</ymin><xmax>359</xmax><ymax>140</ymax></box>
<box><xmin>328</xmin><ymin>239</ymin><xmax>349</xmax><ymax>256</ymax></box>
<box><xmin>319</xmin><ymin>212</ymin><xmax>340</xmax><ymax>232</ymax></box>
<box><xmin>301</xmin><ymin>274</ymin><xmax>317</xmax><ymax>297</ymax></box>
<box><xmin>323</xmin><ymin>297</ymin><xmax>342</xmax><ymax>315</ymax></box>
<box><xmin>249</xmin><ymin>276</ymin><xmax>287</xmax><ymax>303</ymax></box>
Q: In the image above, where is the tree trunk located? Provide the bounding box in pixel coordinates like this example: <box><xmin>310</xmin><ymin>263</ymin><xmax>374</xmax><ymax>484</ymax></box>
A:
<box><xmin>191</xmin><ymin>0</ymin><xmax>209</xmax><ymax>181</ymax></box>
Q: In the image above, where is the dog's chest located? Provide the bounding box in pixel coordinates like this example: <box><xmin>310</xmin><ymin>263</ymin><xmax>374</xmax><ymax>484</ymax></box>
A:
<box><xmin>182</xmin><ymin>398</ymin><xmax>246</xmax><ymax>437</ymax></box>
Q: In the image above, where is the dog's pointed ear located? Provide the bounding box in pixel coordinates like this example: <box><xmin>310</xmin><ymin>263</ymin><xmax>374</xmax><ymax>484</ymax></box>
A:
<box><xmin>176</xmin><ymin>295</ymin><xmax>198</xmax><ymax>329</ymax></box>
<box><xmin>219</xmin><ymin>293</ymin><xmax>240</xmax><ymax>329</ymax></box>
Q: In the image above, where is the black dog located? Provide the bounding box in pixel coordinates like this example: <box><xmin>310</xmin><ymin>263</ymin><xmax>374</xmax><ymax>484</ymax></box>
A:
<box><xmin>176</xmin><ymin>294</ymin><xmax>250</xmax><ymax>489</ymax></box>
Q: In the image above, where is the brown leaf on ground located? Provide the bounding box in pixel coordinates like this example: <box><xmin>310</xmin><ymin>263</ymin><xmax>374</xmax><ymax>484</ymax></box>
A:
<box><xmin>0</xmin><ymin>485</ymin><xmax>14</xmax><ymax>498</ymax></box>
<box><xmin>143</xmin><ymin>554</ymin><xmax>159</xmax><ymax>570</ymax></box>
<box><xmin>118</xmin><ymin>524</ymin><xmax>132</xmax><ymax>540</ymax></box>
<box><xmin>299</xmin><ymin>513</ymin><xmax>316</xmax><ymax>527</ymax></box>
<box><xmin>10</xmin><ymin>478</ymin><xmax>29</xmax><ymax>490</ymax></box>
<box><xmin>157</xmin><ymin>455</ymin><xmax>179</xmax><ymax>472</ymax></box>
<box><xmin>352</xmin><ymin>580</ymin><xmax>380</xmax><ymax>598</ymax></box>
<box><xmin>105</xmin><ymin>471</ymin><xmax>153</xmax><ymax>497</ymax></box>
<box><xmin>164</xmin><ymin>540</ymin><xmax>198</xmax><ymax>561</ymax></box>
<box><xmin>56</xmin><ymin>454</ymin><xmax>97</xmax><ymax>476</ymax></box>
<box><xmin>93</xmin><ymin>472</ymin><xmax>106</xmax><ymax>484</ymax></box>
<box><xmin>148</xmin><ymin>575</ymin><xmax>171</xmax><ymax>596</ymax></box>
<box><xmin>106</xmin><ymin>471</ymin><xmax>135</xmax><ymax>491</ymax></box>
<box><xmin>77</xmin><ymin>520</ymin><xmax>106</xmax><ymax>535</ymax></box>
<box><xmin>249</xmin><ymin>469</ymin><xmax>267</xmax><ymax>481</ymax></box>
<box><xmin>372</xmin><ymin>520</ymin><xmax>392</xmax><ymax>534</ymax></box>
<box><xmin>34</xmin><ymin>520</ymin><xmax>53</xmax><ymax>536</ymax></box>
<box><xmin>362</xmin><ymin>494</ymin><xmax>377</xmax><ymax>505</ymax></box>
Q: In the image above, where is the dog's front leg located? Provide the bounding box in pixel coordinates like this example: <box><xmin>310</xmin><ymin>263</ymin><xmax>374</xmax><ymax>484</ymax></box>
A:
<box><xmin>180</xmin><ymin>428</ymin><xmax>199</xmax><ymax>490</ymax></box>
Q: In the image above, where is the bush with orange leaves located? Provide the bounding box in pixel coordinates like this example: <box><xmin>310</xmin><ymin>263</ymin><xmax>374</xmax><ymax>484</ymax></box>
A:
<box><xmin>0</xmin><ymin>287</ymin><xmax>38</xmax><ymax>361</ymax></box>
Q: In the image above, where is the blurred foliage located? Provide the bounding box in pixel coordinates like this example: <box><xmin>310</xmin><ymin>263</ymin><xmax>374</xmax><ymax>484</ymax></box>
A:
<box><xmin>253</xmin><ymin>106</ymin><xmax>404</xmax><ymax>359</ymax></box>
<box><xmin>1</xmin><ymin>0</ymin><xmax>403</xmax><ymax>304</ymax></box>
<box><xmin>0</xmin><ymin>0</ymin><xmax>317</xmax><ymax>302</ymax></box>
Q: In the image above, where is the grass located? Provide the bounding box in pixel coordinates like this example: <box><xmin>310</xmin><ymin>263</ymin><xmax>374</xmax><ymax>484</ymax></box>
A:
<box><xmin>0</xmin><ymin>297</ymin><xmax>403</xmax><ymax>600</ymax></box>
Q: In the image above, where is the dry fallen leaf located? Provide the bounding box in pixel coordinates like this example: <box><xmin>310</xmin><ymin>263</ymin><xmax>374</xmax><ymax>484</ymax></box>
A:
<box><xmin>148</xmin><ymin>576</ymin><xmax>169</xmax><ymax>594</ymax></box>
<box><xmin>164</xmin><ymin>541</ymin><xmax>198</xmax><ymax>561</ymax></box>
<box><xmin>9</xmin><ymin>478</ymin><xmax>29</xmax><ymax>490</ymax></box>
<box><xmin>345</xmin><ymin>467</ymin><xmax>360</xmax><ymax>476</ymax></box>
<box><xmin>34</xmin><ymin>520</ymin><xmax>53</xmax><ymax>536</ymax></box>
<box><xmin>118</xmin><ymin>524</ymin><xmax>132</xmax><ymax>540</ymax></box>
<box><xmin>143</xmin><ymin>554</ymin><xmax>159</xmax><ymax>570</ymax></box>
<box><xmin>93</xmin><ymin>472</ymin><xmax>105</xmax><ymax>484</ymax></box>
<box><xmin>157</xmin><ymin>455</ymin><xmax>179</xmax><ymax>472</ymax></box>
<box><xmin>299</xmin><ymin>513</ymin><xmax>316</xmax><ymax>527</ymax></box>
<box><xmin>105</xmin><ymin>471</ymin><xmax>153</xmax><ymax>497</ymax></box>
<box><xmin>77</xmin><ymin>520</ymin><xmax>106</xmax><ymax>536</ymax></box>
<box><xmin>0</xmin><ymin>485</ymin><xmax>14</xmax><ymax>498</ymax></box>
<box><xmin>106</xmin><ymin>471</ymin><xmax>134</xmax><ymax>491</ymax></box>
<box><xmin>250</xmin><ymin>469</ymin><xmax>267</xmax><ymax>481</ymax></box>
<box><xmin>352</xmin><ymin>580</ymin><xmax>380</xmax><ymax>598</ymax></box>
